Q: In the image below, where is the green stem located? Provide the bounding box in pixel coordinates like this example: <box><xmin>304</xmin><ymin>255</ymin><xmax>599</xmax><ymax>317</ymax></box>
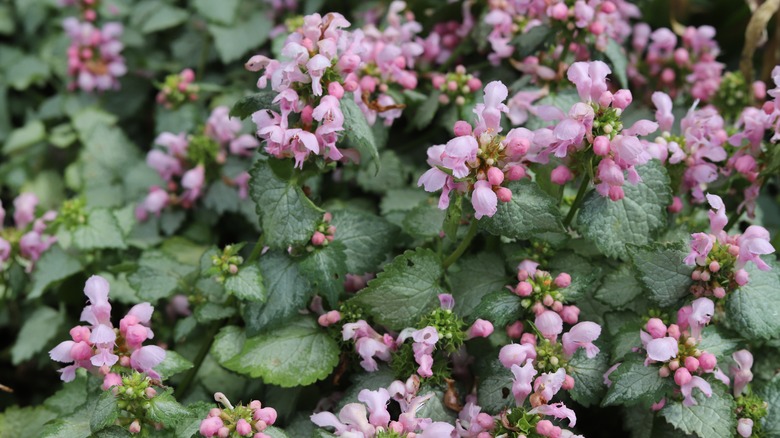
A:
<box><xmin>442</xmin><ymin>220</ymin><xmax>478</xmax><ymax>270</ymax></box>
<box><xmin>563</xmin><ymin>177</ymin><xmax>590</xmax><ymax>227</ymax></box>
<box><xmin>245</xmin><ymin>234</ymin><xmax>266</xmax><ymax>264</ymax></box>
<box><xmin>176</xmin><ymin>319</ymin><xmax>222</xmax><ymax>399</ymax></box>
<box><xmin>196</xmin><ymin>30</ymin><xmax>211</xmax><ymax>81</ymax></box>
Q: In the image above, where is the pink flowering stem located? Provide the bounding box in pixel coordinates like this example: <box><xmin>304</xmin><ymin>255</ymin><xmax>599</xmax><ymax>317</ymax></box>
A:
<box><xmin>563</xmin><ymin>176</ymin><xmax>591</xmax><ymax>227</ymax></box>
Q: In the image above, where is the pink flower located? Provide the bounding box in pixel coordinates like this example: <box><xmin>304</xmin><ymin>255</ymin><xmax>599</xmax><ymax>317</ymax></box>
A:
<box><xmin>499</xmin><ymin>343</ymin><xmax>537</xmax><ymax>368</ymax></box>
<box><xmin>229</xmin><ymin>134</ymin><xmax>261</xmax><ymax>157</ymax></box>
<box><xmin>441</xmin><ymin>136</ymin><xmax>479</xmax><ymax>178</ymax></box>
<box><xmin>181</xmin><ymin>165</ymin><xmax>205</xmax><ymax>205</ymax></box>
<box><xmin>200</xmin><ymin>416</ymin><xmax>224</xmax><ymax>437</ymax></box>
<box><xmin>737</xmin><ymin>418</ymin><xmax>754</xmax><ymax>438</ymax></box>
<box><xmin>529</xmin><ymin>402</ymin><xmax>577</xmax><ymax>427</ymax></box>
<box><xmin>206</xmin><ymin>106</ymin><xmax>242</xmax><ymax>144</ymax></box>
<box><xmin>736</xmin><ymin>226</ymin><xmax>775</xmax><ymax>271</ymax></box>
<box><xmin>684</xmin><ymin>233</ymin><xmax>714</xmax><ymax>266</ymax></box>
<box><xmin>306</xmin><ymin>54</ymin><xmax>331</xmax><ymax>96</ymax></box>
<box><xmin>567</xmin><ymin>61</ymin><xmax>611</xmax><ymax>102</ymax></box>
<box><xmin>357</xmin><ymin>388</ymin><xmax>391</xmax><ymax>427</ymax></box>
<box><xmin>681</xmin><ymin>375</ymin><xmax>712</xmax><ymax>406</ymax></box>
<box><xmin>646</xmin><ymin>337</ymin><xmax>678</xmax><ymax>362</ymax></box>
<box><xmin>154</xmin><ymin>132</ymin><xmax>188</xmax><ymax>156</ymax></box>
<box><xmin>510</xmin><ymin>360</ymin><xmax>537</xmax><ymax>406</ymax></box>
<box><xmin>419</xmin><ymin>422</ymin><xmax>456</xmax><ymax>438</ymax></box>
<box><xmin>467</xmin><ymin>319</ymin><xmax>494</xmax><ymax>339</ymax></box>
<box><xmin>562</xmin><ymin>322</ymin><xmax>601</xmax><ymax>358</ymax></box>
<box><xmin>535</xmin><ymin>310</ymin><xmax>563</xmax><ymax>339</ymax></box>
<box><xmin>474</xmin><ymin>81</ymin><xmax>508</xmax><ymax>135</ymax></box>
<box><xmin>13</xmin><ymin>193</ymin><xmax>38</xmax><ymax>228</ymax></box>
<box><xmin>730</xmin><ymin>350</ymin><xmax>753</xmax><ymax>397</ymax></box>
<box><xmin>472</xmin><ymin>180</ymin><xmax>497</xmax><ymax>219</ymax></box>
<box><xmin>130</xmin><ymin>345</ymin><xmax>166</xmax><ymax>379</ymax></box>
<box><xmin>235</xmin><ymin>419</ymin><xmax>252</xmax><ymax>436</ymax></box>
<box><xmin>534</xmin><ymin>368</ymin><xmax>566</xmax><ymax>402</ymax></box>
<box><xmin>706</xmin><ymin>194</ymin><xmax>728</xmax><ymax>235</ymax></box>
<box><xmin>688</xmin><ymin>297</ymin><xmax>714</xmax><ymax>340</ymax></box>
<box><xmin>652</xmin><ymin>92</ymin><xmax>675</xmax><ymax>132</ymax></box>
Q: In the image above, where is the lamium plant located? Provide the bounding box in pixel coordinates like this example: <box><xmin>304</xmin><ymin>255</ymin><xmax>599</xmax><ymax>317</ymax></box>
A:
<box><xmin>1</xmin><ymin>1</ymin><xmax>780</xmax><ymax>438</ymax></box>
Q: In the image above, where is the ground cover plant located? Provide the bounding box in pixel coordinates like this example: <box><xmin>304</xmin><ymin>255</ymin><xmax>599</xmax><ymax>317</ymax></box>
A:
<box><xmin>1</xmin><ymin>0</ymin><xmax>780</xmax><ymax>437</ymax></box>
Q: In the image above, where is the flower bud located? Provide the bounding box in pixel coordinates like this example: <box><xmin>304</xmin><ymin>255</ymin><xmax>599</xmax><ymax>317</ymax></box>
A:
<box><xmin>236</xmin><ymin>419</ymin><xmax>252</xmax><ymax>436</ymax></box>
<box><xmin>593</xmin><ymin>136</ymin><xmax>610</xmax><ymax>156</ymax></box>
<box><xmin>668</xmin><ymin>196</ymin><xmax>683</xmax><ymax>213</ymax></box>
<box><xmin>562</xmin><ymin>375</ymin><xmax>575</xmax><ymax>390</ymax></box>
<box><xmin>684</xmin><ymin>356</ymin><xmax>700</xmax><ymax>372</ymax></box>
<box><xmin>516</xmin><ymin>281</ymin><xmax>533</xmax><ymax>297</ymax></box>
<box><xmin>487</xmin><ymin>167</ymin><xmax>504</xmax><ymax>186</ymax></box>
<box><xmin>129</xmin><ymin>420</ymin><xmax>141</xmax><ymax>434</ymax></box>
<box><xmin>496</xmin><ymin>187</ymin><xmax>512</xmax><ymax>202</ymax></box>
<box><xmin>667</xmin><ymin>324</ymin><xmax>681</xmax><ymax>340</ymax></box>
<box><xmin>698</xmin><ymin>352</ymin><xmax>717</xmax><ymax>372</ymax></box>
<box><xmin>327</xmin><ymin>82</ymin><xmax>344</xmax><ymax>99</ymax></box>
<box><xmin>560</xmin><ymin>305</ymin><xmax>579</xmax><ymax>324</ymax></box>
<box><xmin>598</xmin><ymin>91</ymin><xmax>614</xmax><ymax>108</ymax></box>
<box><xmin>453</xmin><ymin>120</ymin><xmax>472</xmax><ymax>137</ymax></box>
<box><xmin>713</xmin><ymin>287</ymin><xmax>726</xmax><ymax>299</ymax></box>
<box><xmin>674</xmin><ymin>367</ymin><xmax>692</xmax><ymax>386</ymax></box>
<box><xmin>311</xmin><ymin>231</ymin><xmax>326</xmax><ymax>246</ymax></box>
<box><xmin>612</xmin><ymin>90</ymin><xmax>633</xmax><ymax>110</ymax></box>
<box><xmin>554</xmin><ymin>273</ymin><xmax>571</xmax><ymax>288</ymax></box>
<box><xmin>735</xmin><ymin>269</ymin><xmax>749</xmax><ymax>286</ymax></box>
<box><xmin>505</xmin><ymin>165</ymin><xmax>526</xmax><ymax>181</ymax></box>
<box><xmin>645</xmin><ymin>318</ymin><xmax>667</xmax><ymax>339</ymax></box>
<box><xmin>550</xmin><ymin>165</ymin><xmax>573</xmax><ymax>185</ymax></box>
<box><xmin>506</xmin><ymin>321</ymin><xmax>524</xmax><ymax>339</ymax></box>
<box><xmin>658</xmin><ymin>366</ymin><xmax>670</xmax><ymax>378</ymax></box>
<box><xmin>550</xmin><ymin>3</ymin><xmax>568</xmax><ymax>20</ymax></box>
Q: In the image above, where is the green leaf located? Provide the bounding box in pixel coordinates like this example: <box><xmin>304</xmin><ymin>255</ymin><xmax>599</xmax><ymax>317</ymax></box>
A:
<box><xmin>147</xmin><ymin>390</ymin><xmax>190</xmax><ymax>426</ymax></box>
<box><xmin>451</xmin><ymin>253</ymin><xmax>509</xmax><ymax>317</ymax></box>
<box><xmin>174</xmin><ymin>402</ymin><xmax>213</xmax><ymax>438</ymax></box>
<box><xmin>402</xmin><ymin>201</ymin><xmax>446</xmax><ymax>239</ymax></box>
<box><xmin>193</xmin><ymin>0</ymin><xmax>240</xmax><ymax>25</ymax></box>
<box><xmin>577</xmin><ymin>161</ymin><xmax>672</xmax><ymax>259</ymax></box>
<box><xmin>3</xmin><ymin>119</ymin><xmax>44</xmax><ymax>153</ymax></box>
<box><xmin>244</xmin><ymin>252</ymin><xmax>311</xmax><ymax>335</ymax></box>
<box><xmin>6</xmin><ymin>56</ymin><xmax>49</xmax><ymax>90</ymax></box>
<box><xmin>225</xmin><ymin>317</ymin><xmax>339</xmax><ymax>387</ymax></box>
<box><xmin>604</xmin><ymin>39</ymin><xmax>628</xmax><ymax>88</ymax></box>
<box><xmin>568</xmin><ymin>348</ymin><xmax>609</xmax><ymax>407</ymax></box>
<box><xmin>209</xmin><ymin>13</ymin><xmax>272</xmax><ymax>63</ymax></box>
<box><xmin>44</xmin><ymin>376</ymin><xmax>89</xmax><ymax>415</ymax></box>
<box><xmin>90</xmin><ymin>391</ymin><xmax>119</xmax><ymax>433</ymax></box>
<box><xmin>211</xmin><ymin>325</ymin><xmax>246</xmax><ymax>366</ymax></box>
<box><xmin>356</xmin><ymin>150</ymin><xmax>410</xmax><ymax>194</ymax></box>
<box><xmin>225</xmin><ymin>265</ymin><xmax>266</xmax><ymax>302</ymax></box>
<box><xmin>11</xmin><ymin>306</ymin><xmax>64</xmax><ymax>365</ymax></box>
<box><xmin>660</xmin><ymin>384</ymin><xmax>736</xmax><ymax>438</ymax></box>
<box><xmin>72</xmin><ymin>208</ymin><xmax>127</xmax><ymax>250</ymax></box>
<box><xmin>128</xmin><ymin>250</ymin><xmax>194</xmax><ymax>303</ymax></box>
<box><xmin>131</xmin><ymin>1</ymin><xmax>188</xmax><ymax>33</ymax></box>
<box><xmin>548</xmin><ymin>252</ymin><xmax>604</xmax><ymax>302</ymax></box>
<box><xmin>298</xmin><ymin>241</ymin><xmax>348</xmax><ymax>307</ymax></box>
<box><xmin>470</xmin><ymin>291</ymin><xmax>522</xmax><ymax>327</ymax></box>
<box><xmin>479</xmin><ymin>179</ymin><xmax>564</xmax><ymax>239</ymax></box>
<box><xmin>595</xmin><ymin>264</ymin><xmax>642</xmax><ymax>308</ymax></box>
<box><xmin>511</xmin><ymin>25</ymin><xmax>552</xmax><ymax>58</ymax></box>
<box><xmin>341</xmin><ymin>94</ymin><xmax>380</xmax><ymax>171</ymax></box>
<box><xmin>477</xmin><ymin>360</ymin><xmax>515</xmax><ymax>414</ymax></box>
<box><xmin>0</xmin><ymin>405</ymin><xmax>57</xmax><ymax>438</ymax></box>
<box><xmin>412</xmin><ymin>91</ymin><xmax>440</xmax><ymax>129</ymax></box>
<box><xmin>93</xmin><ymin>426</ymin><xmax>132</xmax><ymax>438</ymax></box>
<box><xmin>330</xmin><ymin>208</ymin><xmax>398</xmax><ymax>274</ymax></box>
<box><xmin>629</xmin><ymin>242</ymin><xmax>693</xmax><ymax>307</ymax></box>
<box><xmin>40</xmin><ymin>416</ymin><xmax>90</xmax><ymax>438</ymax></box>
<box><xmin>249</xmin><ymin>160</ymin><xmax>323</xmax><ymax>249</ymax></box>
<box><xmin>352</xmin><ymin>248</ymin><xmax>444</xmax><ymax>330</ymax></box>
<box><xmin>759</xmin><ymin>374</ymin><xmax>780</xmax><ymax>436</ymax></box>
<box><xmin>696</xmin><ymin>326</ymin><xmax>739</xmax><ymax>361</ymax></box>
<box><xmin>230</xmin><ymin>90</ymin><xmax>278</xmax><ymax>120</ymax></box>
<box><xmin>155</xmin><ymin>350</ymin><xmax>194</xmax><ymax>380</ymax></box>
<box><xmin>602</xmin><ymin>358</ymin><xmax>672</xmax><ymax>406</ymax></box>
<box><xmin>726</xmin><ymin>259</ymin><xmax>780</xmax><ymax>340</ymax></box>
<box><xmin>28</xmin><ymin>244</ymin><xmax>82</xmax><ymax>299</ymax></box>
<box><xmin>443</xmin><ymin>193</ymin><xmax>463</xmax><ymax>240</ymax></box>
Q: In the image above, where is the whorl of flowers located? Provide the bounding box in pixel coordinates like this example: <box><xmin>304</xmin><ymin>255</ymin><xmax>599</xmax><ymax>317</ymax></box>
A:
<box><xmin>0</xmin><ymin>193</ymin><xmax>57</xmax><ymax>273</ymax></box>
<box><xmin>63</xmin><ymin>17</ymin><xmax>126</xmax><ymax>92</ymax></box>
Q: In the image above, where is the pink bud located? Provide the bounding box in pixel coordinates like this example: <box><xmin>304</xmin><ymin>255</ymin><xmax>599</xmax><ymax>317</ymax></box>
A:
<box><xmin>145</xmin><ymin>387</ymin><xmax>157</xmax><ymax>398</ymax></box>
<box><xmin>468</xmin><ymin>319</ymin><xmax>494</xmax><ymax>339</ymax></box>
<box><xmin>729</xmin><ymin>245</ymin><xmax>740</xmax><ymax>256</ymax></box>
<box><xmin>218</xmin><ymin>427</ymin><xmax>230</xmax><ymax>438</ymax></box>
<box><xmin>668</xmin><ymin>359</ymin><xmax>679</xmax><ymax>371</ymax></box>
<box><xmin>476</xmin><ymin>413</ymin><xmax>494</xmax><ymax>429</ymax></box>
<box><xmin>601</xmin><ymin>1</ymin><xmax>616</xmax><ymax>13</ymax></box>
<box><xmin>612</xmin><ymin>89</ymin><xmax>633</xmax><ymax>110</ymax></box>
<box><xmin>532</xmin><ymin>302</ymin><xmax>545</xmax><ymax>316</ymax></box>
<box><xmin>311</xmin><ymin>231</ymin><xmax>326</xmax><ymax>246</ymax></box>
<box><xmin>608</xmin><ymin>186</ymin><xmax>624</xmax><ymax>201</ymax></box>
<box><xmin>598</xmin><ymin>91</ymin><xmax>614</xmax><ymax>108</ymax></box>
<box><xmin>661</xmin><ymin>68</ymin><xmax>675</xmax><ymax>84</ymax></box>
<box><xmin>236</xmin><ymin>419</ymin><xmax>252</xmax><ymax>436</ymax></box>
<box><xmin>753</xmin><ymin>81</ymin><xmax>767</xmax><ymax>100</ymax></box>
<box><xmin>562</xmin><ymin>374</ymin><xmax>575</xmax><ymax>390</ymax></box>
<box><xmin>181</xmin><ymin>68</ymin><xmax>195</xmax><ymax>83</ymax></box>
<box><xmin>593</xmin><ymin>136</ymin><xmax>610</xmax><ymax>156</ymax></box>
<box><xmin>552</xmin><ymin>301</ymin><xmax>563</xmax><ymax>312</ymax></box>
<box><xmin>668</xmin><ymin>196</ymin><xmax>683</xmax><ymax>213</ymax></box>
<box><xmin>102</xmin><ymin>373</ymin><xmax>123</xmax><ymax>390</ymax></box>
<box><xmin>70</xmin><ymin>326</ymin><xmax>91</xmax><ymax>343</ymax></box>
<box><xmin>651</xmin><ymin>398</ymin><xmax>666</xmax><ymax>411</ymax></box>
<box><xmin>542</xmin><ymin>294</ymin><xmax>554</xmax><ymax>307</ymax></box>
<box><xmin>447</xmin><ymin>80</ymin><xmax>458</xmax><ymax>91</ymax></box>
<box><xmin>200</xmin><ymin>417</ymin><xmax>224</xmax><ymax>437</ymax></box>
<box><xmin>735</xmin><ymin>269</ymin><xmax>749</xmax><ymax>286</ymax></box>
<box><xmin>674</xmin><ymin>367</ymin><xmax>692</xmax><ymax>386</ymax></box>
<box><xmin>692</xmin><ymin>270</ymin><xmax>701</xmax><ymax>281</ymax></box>
<box><xmin>317</xmin><ymin>314</ymin><xmax>330</xmax><ymax>327</ymax></box>
<box><xmin>659</xmin><ymin>366</ymin><xmax>670</xmax><ymax>377</ymax></box>
<box><xmin>713</xmin><ymin>287</ymin><xmax>726</xmax><ymax>299</ymax></box>
<box><xmin>667</xmin><ymin>324</ymin><xmax>681</xmax><ymax>340</ymax></box>
<box><xmin>209</xmin><ymin>408</ymin><xmax>222</xmax><ymax>418</ymax></box>
<box><xmin>550</xmin><ymin>165</ymin><xmax>573</xmax><ymax>185</ymax></box>
<box><xmin>554</xmin><ymin>273</ymin><xmax>571</xmax><ymax>288</ymax></box>
<box><xmin>516</xmin><ymin>281</ymin><xmax>533</xmax><ymax>297</ymax></box>
<box><xmin>254</xmin><ymin>407</ymin><xmax>277</xmax><ymax>425</ymax></box>
<box><xmin>550</xmin><ymin>3</ymin><xmax>568</xmax><ymax>20</ymax></box>
<box><xmin>454</xmin><ymin>120</ymin><xmax>472</xmax><ymax>136</ymax></box>
<box><xmin>645</xmin><ymin>318</ymin><xmax>667</xmax><ymax>339</ymax></box>
<box><xmin>487</xmin><ymin>167</ymin><xmax>504</xmax><ymax>186</ymax></box>
<box><xmin>506</xmin><ymin>321</ymin><xmax>524</xmax><ymax>339</ymax></box>
<box><xmin>343</xmin><ymin>80</ymin><xmax>358</xmax><ymax>92</ymax></box>
<box><xmin>129</xmin><ymin>420</ymin><xmax>141</xmax><ymax>434</ymax></box>
<box><xmin>521</xmin><ymin>333</ymin><xmax>537</xmax><ymax>345</ymax></box>
<box><xmin>764</xmin><ymin>101</ymin><xmax>775</xmax><ymax>114</ymax></box>
<box><xmin>505</xmin><ymin>165</ymin><xmax>526</xmax><ymax>181</ymax></box>
<box><xmin>301</xmin><ymin>105</ymin><xmax>314</xmax><ymax>125</ymax></box>
<box><xmin>673</xmin><ymin>48</ymin><xmax>689</xmax><ymax>65</ymax></box>
<box><xmin>700</xmin><ymin>271</ymin><xmax>710</xmax><ymax>282</ymax></box>
<box><xmin>560</xmin><ymin>305</ymin><xmax>579</xmax><ymax>324</ymax></box>
<box><xmin>326</xmin><ymin>310</ymin><xmax>341</xmax><ymax>324</ymax></box>
<box><xmin>432</xmin><ymin>75</ymin><xmax>445</xmax><ymax>89</ymax></box>
<box><xmin>708</xmin><ymin>261</ymin><xmax>720</xmax><ymax>273</ymax></box>
<box><xmin>467</xmin><ymin>77</ymin><xmax>482</xmax><ymax>92</ymax></box>
<box><xmin>698</xmin><ymin>353</ymin><xmax>717</xmax><ymax>372</ymax></box>
<box><xmin>589</xmin><ymin>21</ymin><xmax>605</xmax><ymax>35</ymax></box>
<box><xmin>496</xmin><ymin>187</ymin><xmax>512</xmax><ymax>202</ymax></box>
<box><xmin>328</xmin><ymin>82</ymin><xmax>344</xmax><ymax>99</ymax></box>
<box><xmin>684</xmin><ymin>356</ymin><xmax>699</xmax><ymax>372</ymax></box>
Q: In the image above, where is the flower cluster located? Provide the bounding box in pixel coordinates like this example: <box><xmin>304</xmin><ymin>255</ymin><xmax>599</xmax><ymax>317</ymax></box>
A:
<box><xmin>484</xmin><ymin>0</ymin><xmax>638</xmax><ymax>70</ymax></box>
<box><xmin>431</xmin><ymin>65</ymin><xmax>483</xmax><ymax>107</ymax></box>
<box><xmin>102</xmin><ymin>371</ymin><xmax>165</xmax><ymax>434</ymax></box>
<box><xmin>49</xmin><ymin>275</ymin><xmax>166</xmax><ymax>382</ymax></box>
<box><xmin>650</xmin><ymin>92</ymin><xmax>728</xmax><ymax>203</ymax></box>
<box><xmin>420</xmin><ymin>7</ymin><xmax>472</xmax><ymax>66</ymax></box>
<box><xmin>419</xmin><ymin>80</ymin><xmax>537</xmax><ymax>219</ymax></box>
<box><xmin>638</xmin><ymin>298</ymin><xmax>720</xmax><ymax>407</ymax></box>
<box><xmin>0</xmin><ymin>193</ymin><xmax>57</xmax><ymax>273</ymax></box>
<box><xmin>207</xmin><ymin>244</ymin><xmax>245</xmax><ymax>283</ymax></box>
<box><xmin>200</xmin><ymin>393</ymin><xmax>277</xmax><ymax>438</ymax></box>
<box><xmin>684</xmin><ymin>194</ymin><xmax>775</xmax><ymax>296</ymax></box>
<box><xmin>311</xmin><ymin>375</ymin><xmax>460</xmax><ymax>437</ymax></box>
<box><xmin>729</xmin><ymin>350</ymin><xmax>767</xmax><ymax>438</ymax></box>
<box><xmin>156</xmin><ymin>68</ymin><xmax>200</xmax><ymax>109</ymax></box>
<box><xmin>510</xmin><ymin>260</ymin><xmax>580</xmax><ymax>325</ymax></box>
<box><xmin>310</xmin><ymin>212</ymin><xmax>336</xmax><ymax>247</ymax></box>
<box><xmin>60</xmin><ymin>0</ymin><xmax>100</xmax><ymax>22</ymax></box>
<box><xmin>63</xmin><ymin>18</ymin><xmax>126</xmax><ymax>92</ymax></box>
<box><xmin>629</xmin><ymin>25</ymin><xmax>722</xmax><ymax>102</ymax></box>
<box><xmin>137</xmin><ymin>106</ymin><xmax>257</xmax><ymax>220</ymax></box>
